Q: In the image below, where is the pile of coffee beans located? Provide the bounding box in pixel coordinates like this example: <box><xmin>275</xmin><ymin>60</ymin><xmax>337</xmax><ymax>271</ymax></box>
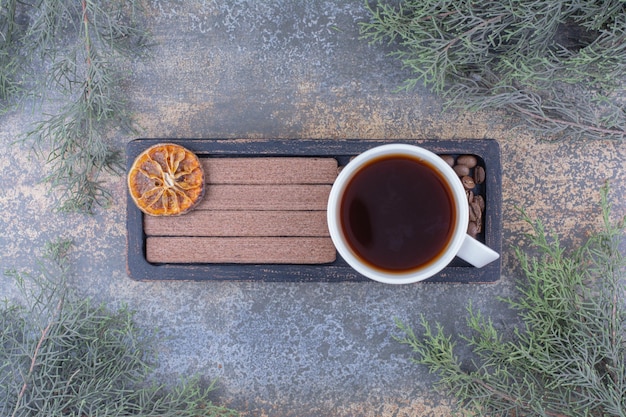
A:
<box><xmin>439</xmin><ymin>154</ymin><xmax>486</xmax><ymax>238</ymax></box>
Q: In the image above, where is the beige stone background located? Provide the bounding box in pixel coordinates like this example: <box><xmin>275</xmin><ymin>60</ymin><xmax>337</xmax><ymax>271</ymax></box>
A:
<box><xmin>1</xmin><ymin>1</ymin><xmax>624</xmax><ymax>416</ymax></box>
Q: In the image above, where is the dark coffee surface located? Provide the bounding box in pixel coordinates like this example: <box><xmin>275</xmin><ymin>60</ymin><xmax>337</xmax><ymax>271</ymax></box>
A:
<box><xmin>340</xmin><ymin>155</ymin><xmax>455</xmax><ymax>272</ymax></box>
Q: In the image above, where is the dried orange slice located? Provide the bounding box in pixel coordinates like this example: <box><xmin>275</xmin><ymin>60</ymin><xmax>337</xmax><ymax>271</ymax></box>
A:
<box><xmin>128</xmin><ymin>143</ymin><xmax>205</xmax><ymax>216</ymax></box>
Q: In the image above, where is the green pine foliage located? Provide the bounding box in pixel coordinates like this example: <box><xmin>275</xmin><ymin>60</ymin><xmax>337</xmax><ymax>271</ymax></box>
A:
<box><xmin>360</xmin><ymin>0</ymin><xmax>626</xmax><ymax>141</ymax></box>
<box><xmin>1</xmin><ymin>0</ymin><xmax>149</xmax><ymax>213</ymax></box>
<box><xmin>395</xmin><ymin>185</ymin><xmax>626</xmax><ymax>416</ymax></box>
<box><xmin>1</xmin><ymin>240</ymin><xmax>238</xmax><ymax>417</ymax></box>
<box><xmin>0</xmin><ymin>0</ymin><xmax>23</xmax><ymax>104</ymax></box>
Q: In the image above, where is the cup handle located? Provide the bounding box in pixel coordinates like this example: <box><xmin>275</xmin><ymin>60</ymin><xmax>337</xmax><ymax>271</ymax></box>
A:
<box><xmin>456</xmin><ymin>235</ymin><xmax>500</xmax><ymax>268</ymax></box>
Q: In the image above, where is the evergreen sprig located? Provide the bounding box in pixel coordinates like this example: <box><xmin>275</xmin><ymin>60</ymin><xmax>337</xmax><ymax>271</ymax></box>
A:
<box><xmin>2</xmin><ymin>0</ymin><xmax>148</xmax><ymax>213</ymax></box>
<box><xmin>395</xmin><ymin>185</ymin><xmax>626</xmax><ymax>416</ymax></box>
<box><xmin>360</xmin><ymin>0</ymin><xmax>626</xmax><ymax>141</ymax></box>
<box><xmin>1</xmin><ymin>239</ymin><xmax>238</xmax><ymax>417</ymax></box>
<box><xmin>0</xmin><ymin>0</ymin><xmax>24</xmax><ymax>104</ymax></box>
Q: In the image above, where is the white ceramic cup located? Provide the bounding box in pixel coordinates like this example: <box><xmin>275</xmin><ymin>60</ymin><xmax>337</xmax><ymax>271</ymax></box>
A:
<box><xmin>327</xmin><ymin>144</ymin><xmax>499</xmax><ymax>284</ymax></box>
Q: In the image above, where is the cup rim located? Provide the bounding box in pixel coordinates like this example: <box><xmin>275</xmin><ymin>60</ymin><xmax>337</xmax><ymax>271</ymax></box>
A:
<box><xmin>327</xmin><ymin>144</ymin><xmax>469</xmax><ymax>284</ymax></box>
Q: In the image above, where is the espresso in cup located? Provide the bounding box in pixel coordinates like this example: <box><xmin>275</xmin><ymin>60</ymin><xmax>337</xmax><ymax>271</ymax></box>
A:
<box><xmin>327</xmin><ymin>144</ymin><xmax>499</xmax><ymax>284</ymax></box>
<box><xmin>340</xmin><ymin>154</ymin><xmax>455</xmax><ymax>272</ymax></box>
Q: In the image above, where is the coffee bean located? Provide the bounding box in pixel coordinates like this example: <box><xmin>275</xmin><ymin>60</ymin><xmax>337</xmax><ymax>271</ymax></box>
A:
<box><xmin>461</xmin><ymin>176</ymin><xmax>475</xmax><ymax>190</ymax></box>
<box><xmin>468</xmin><ymin>206</ymin><xmax>478</xmax><ymax>222</ymax></box>
<box><xmin>474</xmin><ymin>165</ymin><xmax>485</xmax><ymax>184</ymax></box>
<box><xmin>436</xmin><ymin>153</ymin><xmax>486</xmax><ymax>240</ymax></box>
<box><xmin>468</xmin><ymin>221</ymin><xmax>480</xmax><ymax>238</ymax></box>
<box><xmin>457</xmin><ymin>155</ymin><xmax>478</xmax><ymax>168</ymax></box>
<box><xmin>474</xmin><ymin>195</ymin><xmax>485</xmax><ymax>212</ymax></box>
<box><xmin>440</xmin><ymin>155</ymin><xmax>455</xmax><ymax>167</ymax></box>
<box><xmin>453</xmin><ymin>164</ymin><xmax>470</xmax><ymax>176</ymax></box>
<box><xmin>470</xmin><ymin>201</ymin><xmax>482</xmax><ymax>222</ymax></box>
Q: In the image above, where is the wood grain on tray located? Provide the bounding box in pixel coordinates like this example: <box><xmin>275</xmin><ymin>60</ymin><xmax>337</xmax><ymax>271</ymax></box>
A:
<box><xmin>144</xmin><ymin>157</ymin><xmax>338</xmax><ymax>264</ymax></box>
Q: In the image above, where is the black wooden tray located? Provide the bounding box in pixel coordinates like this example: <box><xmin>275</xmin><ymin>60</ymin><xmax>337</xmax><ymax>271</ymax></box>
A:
<box><xmin>126</xmin><ymin>139</ymin><xmax>502</xmax><ymax>283</ymax></box>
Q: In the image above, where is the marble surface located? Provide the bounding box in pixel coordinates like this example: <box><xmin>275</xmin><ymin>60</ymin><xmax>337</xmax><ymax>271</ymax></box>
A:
<box><xmin>1</xmin><ymin>2</ymin><xmax>624</xmax><ymax>416</ymax></box>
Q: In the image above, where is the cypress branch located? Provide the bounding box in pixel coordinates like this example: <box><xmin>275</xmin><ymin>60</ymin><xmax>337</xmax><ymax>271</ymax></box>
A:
<box><xmin>361</xmin><ymin>0</ymin><xmax>626</xmax><ymax>141</ymax></box>
<box><xmin>2</xmin><ymin>0</ymin><xmax>149</xmax><ymax>213</ymax></box>
<box><xmin>396</xmin><ymin>185</ymin><xmax>626</xmax><ymax>416</ymax></box>
<box><xmin>1</xmin><ymin>240</ymin><xmax>239</xmax><ymax>417</ymax></box>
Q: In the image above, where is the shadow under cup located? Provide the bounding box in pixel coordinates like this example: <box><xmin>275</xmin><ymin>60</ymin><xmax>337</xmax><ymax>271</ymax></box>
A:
<box><xmin>327</xmin><ymin>144</ymin><xmax>470</xmax><ymax>284</ymax></box>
